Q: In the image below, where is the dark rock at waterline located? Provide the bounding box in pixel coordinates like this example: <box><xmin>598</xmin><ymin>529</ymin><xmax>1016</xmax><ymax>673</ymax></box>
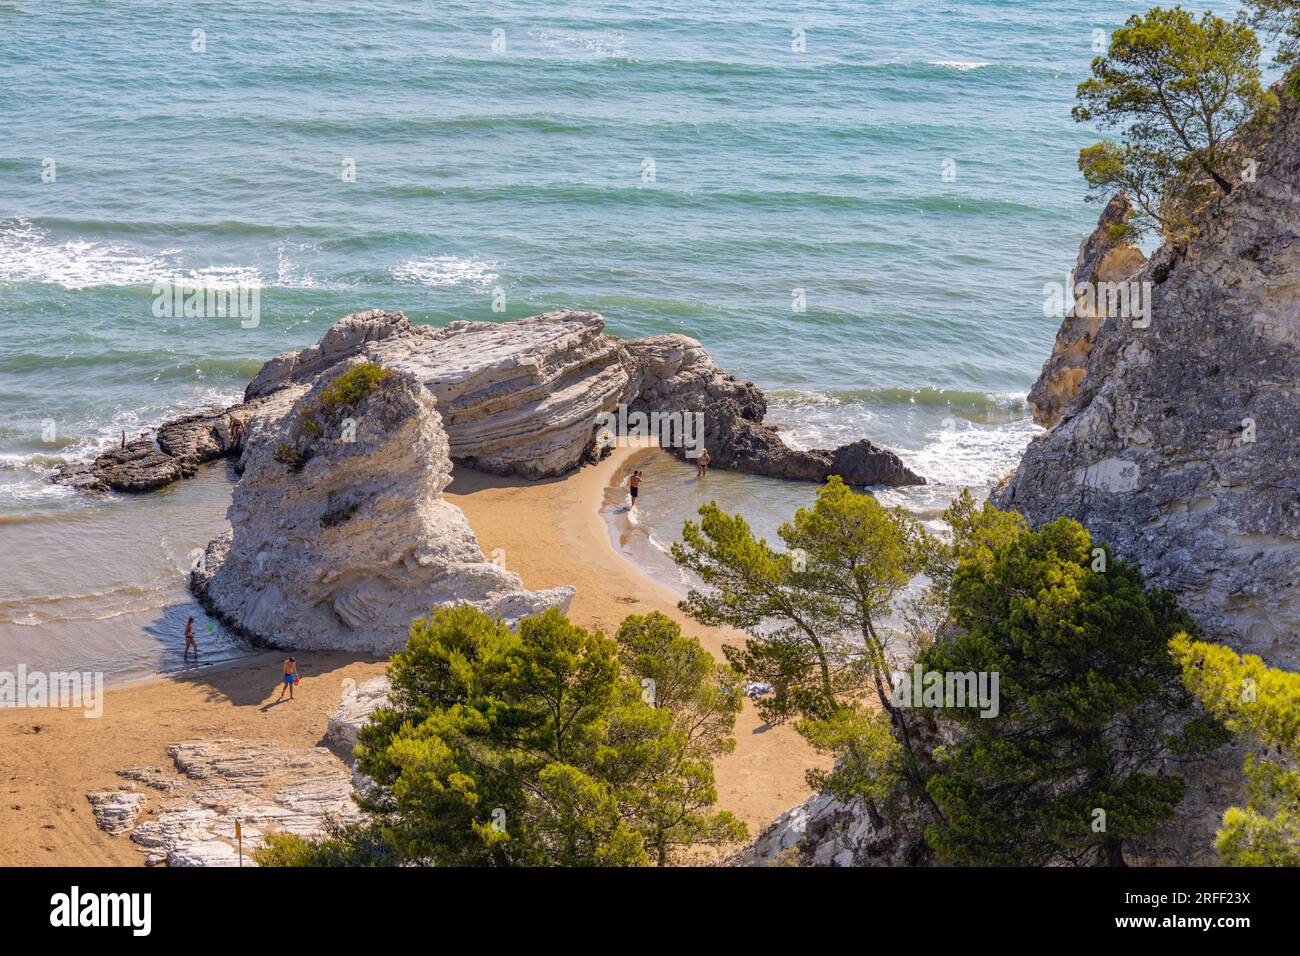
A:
<box><xmin>54</xmin><ymin>405</ymin><xmax>255</xmax><ymax>494</ymax></box>
<box><xmin>54</xmin><ymin>436</ymin><xmax>189</xmax><ymax>494</ymax></box>
<box><xmin>676</xmin><ymin>398</ymin><xmax>925</xmax><ymax>487</ymax></box>
<box><xmin>824</xmin><ymin>438</ymin><xmax>926</xmax><ymax>487</ymax></box>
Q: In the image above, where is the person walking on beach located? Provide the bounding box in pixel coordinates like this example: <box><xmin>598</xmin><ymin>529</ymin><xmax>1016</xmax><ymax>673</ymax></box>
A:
<box><xmin>183</xmin><ymin>616</ymin><xmax>198</xmax><ymax>659</ymax></box>
<box><xmin>628</xmin><ymin>470</ymin><xmax>642</xmax><ymax>511</ymax></box>
<box><xmin>277</xmin><ymin>657</ymin><xmax>299</xmax><ymax>702</ymax></box>
<box><xmin>696</xmin><ymin>447</ymin><xmax>711</xmax><ymax>479</ymax></box>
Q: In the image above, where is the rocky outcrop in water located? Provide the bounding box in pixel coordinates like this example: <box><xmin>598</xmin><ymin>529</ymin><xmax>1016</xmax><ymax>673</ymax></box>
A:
<box><xmin>62</xmin><ymin>310</ymin><xmax>923</xmax><ymax>492</ymax></box>
<box><xmin>191</xmin><ymin>359</ymin><xmax>573</xmax><ymax>653</ymax></box>
<box><xmin>624</xmin><ymin>334</ymin><xmax>925</xmax><ymax>485</ymax></box>
<box><xmin>54</xmin><ymin>403</ymin><xmax>259</xmax><ymax>493</ymax></box>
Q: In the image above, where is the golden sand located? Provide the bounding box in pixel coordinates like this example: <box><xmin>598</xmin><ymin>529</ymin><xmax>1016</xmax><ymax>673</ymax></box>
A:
<box><xmin>0</xmin><ymin>447</ymin><xmax>820</xmax><ymax>865</ymax></box>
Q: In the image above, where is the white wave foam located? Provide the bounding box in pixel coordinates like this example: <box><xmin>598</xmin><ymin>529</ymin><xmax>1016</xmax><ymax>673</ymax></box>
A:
<box><xmin>928</xmin><ymin>60</ymin><xmax>991</xmax><ymax>71</ymax></box>
<box><xmin>75</xmin><ymin>387</ymin><xmax>243</xmax><ymax>457</ymax></box>
<box><xmin>0</xmin><ymin>220</ymin><xmax>177</xmax><ymax>289</ymax></box>
<box><xmin>392</xmin><ymin>255</ymin><xmax>499</xmax><ymax>291</ymax></box>
<box><xmin>0</xmin><ymin>220</ymin><xmax>338</xmax><ymax>291</ymax></box>
<box><xmin>0</xmin><ymin>219</ymin><xmax>261</xmax><ymax>290</ymax></box>
<box><xmin>274</xmin><ymin>240</ymin><xmax>337</xmax><ymax>289</ymax></box>
<box><xmin>902</xmin><ymin>417</ymin><xmax>1040</xmax><ymax>488</ymax></box>
<box><xmin>530</xmin><ymin>29</ymin><xmax>626</xmax><ymax>58</ymax></box>
<box><xmin>1</xmin><ymin>386</ymin><xmax>245</xmax><ymax>481</ymax></box>
<box><xmin>0</xmin><ymin>475</ymin><xmax>76</xmax><ymax>505</ymax></box>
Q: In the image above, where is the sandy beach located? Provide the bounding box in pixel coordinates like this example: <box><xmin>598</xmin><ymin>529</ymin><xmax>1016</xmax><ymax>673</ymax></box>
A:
<box><xmin>0</xmin><ymin>446</ymin><xmax>821</xmax><ymax>866</ymax></box>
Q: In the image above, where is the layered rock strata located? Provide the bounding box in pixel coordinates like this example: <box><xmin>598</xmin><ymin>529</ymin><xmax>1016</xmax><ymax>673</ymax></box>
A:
<box><xmin>191</xmin><ymin>360</ymin><xmax>573</xmax><ymax>653</ymax></box>
<box><xmin>62</xmin><ymin>311</ymin><xmax>923</xmax><ymax>492</ymax></box>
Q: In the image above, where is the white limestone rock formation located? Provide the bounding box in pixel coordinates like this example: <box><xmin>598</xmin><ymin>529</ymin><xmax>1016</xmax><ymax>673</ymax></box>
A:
<box><xmin>124</xmin><ymin>740</ymin><xmax>362</xmax><ymax>867</ymax></box>
<box><xmin>244</xmin><ymin>310</ymin><xmax>924</xmax><ymax>486</ymax></box>
<box><xmin>731</xmin><ymin>793</ymin><xmax>907</xmax><ymax>868</ymax></box>
<box><xmin>192</xmin><ymin>359</ymin><xmax>573</xmax><ymax>653</ymax></box>
<box><xmin>995</xmin><ymin>91</ymin><xmax>1300</xmax><ymax>670</ymax></box>
<box><xmin>66</xmin><ymin>309</ymin><xmax>924</xmax><ymax>493</ymax></box>
<box><xmin>87</xmin><ymin>790</ymin><xmax>146</xmax><ymax>835</ymax></box>
<box><xmin>247</xmin><ymin>310</ymin><xmax>629</xmax><ymax>479</ymax></box>
<box><xmin>327</xmin><ymin>676</ymin><xmax>391</xmax><ymax>756</ymax></box>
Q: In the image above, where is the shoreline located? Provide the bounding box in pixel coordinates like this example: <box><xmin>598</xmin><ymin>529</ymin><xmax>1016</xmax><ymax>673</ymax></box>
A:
<box><xmin>0</xmin><ymin>446</ymin><xmax>823</xmax><ymax>865</ymax></box>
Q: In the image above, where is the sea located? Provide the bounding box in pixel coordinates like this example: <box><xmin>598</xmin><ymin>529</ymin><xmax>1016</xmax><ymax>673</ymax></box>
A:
<box><xmin>0</xmin><ymin>0</ymin><xmax>1243</xmax><ymax>681</ymax></box>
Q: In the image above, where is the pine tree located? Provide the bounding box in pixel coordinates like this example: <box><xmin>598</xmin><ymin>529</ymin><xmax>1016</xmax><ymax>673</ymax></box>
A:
<box><xmin>1172</xmin><ymin>634</ymin><xmax>1300</xmax><ymax>865</ymax></box>
<box><xmin>921</xmin><ymin>518</ymin><xmax>1228</xmax><ymax>865</ymax></box>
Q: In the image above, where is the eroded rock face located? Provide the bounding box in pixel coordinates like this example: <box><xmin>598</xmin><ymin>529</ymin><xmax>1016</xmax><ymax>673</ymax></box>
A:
<box><xmin>124</xmin><ymin>740</ymin><xmax>361</xmax><ymax>867</ymax></box>
<box><xmin>69</xmin><ymin>309</ymin><xmax>924</xmax><ymax>494</ymax></box>
<box><xmin>327</xmin><ymin>676</ymin><xmax>390</xmax><ymax>756</ymax></box>
<box><xmin>88</xmin><ymin>740</ymin><xmax>361</xmax><ymax>866</ymax></box>
<box><xmin>118</xmin><ymin>767</ymin><xmax>187</xmax><ymax>793</ymax></box>
<box><xmin>996</xmin><ymin>93</ymin><xmax>1300</xmax><ymax>670</ymax></box>
<box><xmin>250</xmin><ymin>310</ymin><xmax>925</xmax><ymax>486</ymax></box>
<box><xmin>994</xmin><ymin>95</ymin><xmax>1300</xmax><ymax>864</ymax></box>
<box><xmin>731</xmin><ymin>793</ymin><xmax>898</xmax><ymax>867</ymax></box>
<box><xmin>1027</xmin><ymin>194</ymin><xmax>1148</xmax><ymax>428</ymax></box>
<box><xmin>191</xmin><ymin>360</ymin><xmax>573</xmax><ymax>653</ymax></box>
<box><xmin>623</xmin><ymin>333</ymin><xmax>768</xmax><ymax>421</ymax></box>
<box><xmin>87</xmin><ymin>790</ymin><xmax>146</xmax><ymax>835</ymax></box>
<box><xmin>249</xmin><ymin>310</ymin><xmax>630</xmax><ymax>480</ymax></box>
<box><xmin>624</xmin><ymin>335</ymin><xmax>924</xmax><ymax>486</ymax></box>
<box><xmin>94</xmin><ymin>687</ymin><xmax>396</xmax><ymax>866</ymax></box>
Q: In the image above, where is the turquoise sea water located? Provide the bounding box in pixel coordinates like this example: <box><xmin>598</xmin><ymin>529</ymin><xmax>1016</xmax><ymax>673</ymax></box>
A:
<box><xmin>0</xmin><ymin>0</ymin><xmax>1241</xmax><ymax>678</ymax></box>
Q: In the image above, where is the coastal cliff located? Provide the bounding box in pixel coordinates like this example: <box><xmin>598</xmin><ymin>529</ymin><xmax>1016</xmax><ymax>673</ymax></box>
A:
<box><xmin>994</xmin><ymin>92</ymin><xmax>1300</xmax><ymax>672</ymax></box>
<box><xmin>738</xmin><ymin>91</ymin><xmax>1300</xmax><ymax>869</ymax></box>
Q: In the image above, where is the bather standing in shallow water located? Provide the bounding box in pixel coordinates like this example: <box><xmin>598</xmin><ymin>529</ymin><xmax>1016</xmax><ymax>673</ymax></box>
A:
<box><xmin>696</xmin><ymin>447</ymin><xmax>711</xmax><ymax>479</ymax></box>
<box><xmin>628</xmin><ymin>470</ymin><xmax>641</xmax><ymax>511</ymax></box>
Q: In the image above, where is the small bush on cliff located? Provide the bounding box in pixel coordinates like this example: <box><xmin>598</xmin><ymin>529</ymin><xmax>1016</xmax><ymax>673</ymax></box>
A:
<box><xmin>1172</xmin><ymin>634</ymin><xmax>1300</xmax><ymax>865</ymax></box>
<box><xmin>1074</xmin><ymin>7</ymin><xmax>1271</xmax><ymax>238</ymax></box>
<box><xmin>259</xmin><ymin>606</ymin><xmax>744</xmax><ymax>866</ymax></box>
<box><xmin>921</xmin><ymin>517</ymin><xmax>1229</xmax><ymax>866</ymax></box>
<box><xmin>271</xmin><ymin>441</ymin><xmax>309</xmax><ymax>472</ymax></box>
<box><xmin>318</xmin><ymin>362</ymin><xmax>393</xmax><ymax>412</ymax></box>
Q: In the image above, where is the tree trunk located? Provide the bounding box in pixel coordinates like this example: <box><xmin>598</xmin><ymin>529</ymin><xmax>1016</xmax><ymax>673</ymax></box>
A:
<box><xmin>1103</xmin><ymin>837</ymin><xmax>1128</xmax><ymax>867</ymax></box>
